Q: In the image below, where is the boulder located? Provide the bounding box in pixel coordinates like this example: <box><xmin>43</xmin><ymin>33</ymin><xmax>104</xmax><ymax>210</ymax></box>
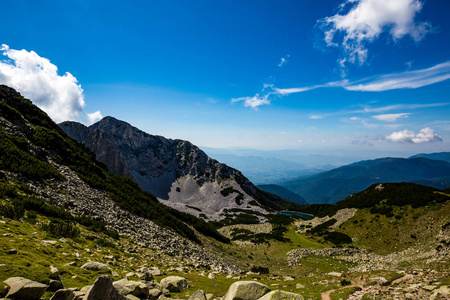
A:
<box><xmin>50</xmin><ymin>289</ymin><xmax>74</xmax><ymax>300</ymax></box>
<box><xmin>80</xmin><ymin>261</ymin><xmax>110</xmax><ymax>271</ymax></box>
<box><xmin>113</xmin><ymin>278</ymin><xmax>149</xmax><ymax>298</ymax></box>
<box><xmin>160</xmin><ymin>276</ymin><xmax>190</xmax><ymax>292</ymax></box>
<box><xmin>4</xmin><ymin>277</ymin><xmax>48</xmax><ymax>300</ymax></box>
<box><xmin>223</xmin><ymin>281</ymin><xmax>271</xmax><ymax>300</ymax></box>
<box><xmin>257</xmin><ymin>290</ymin><xmax>304</xmax><ymax>300</ymax></box>
<box><xmin>84</xmin><ymin>276</ymin><xmax>126</xmax><ymax>300</ymax></box>
<box><xmin>50</xmin><ymin>265</ymin><xmax>61</xmax><ymax>280</ymax></box>
<box><xmin>148</xmin><ymin>288</ymin><xmax>162</xmax><ymax>300</ymax></box>
<box><xmin>125</xmin><ymin>295</ymin><xmax>140</xmax><ymax>300</ymax></box>
<box><xmin>7</xmin><ymin>249</ymin><xmax>17</xmax><ymax>254</ymax></box>
<box><xmin>48</xmin><ymin>279</ymin><xmax>65</xmax><ymax>292</ymax></box>
<box><xmin>189</xmin><ymin>290</ymin><xmax>207</xmax><ymax>300</ymax></box>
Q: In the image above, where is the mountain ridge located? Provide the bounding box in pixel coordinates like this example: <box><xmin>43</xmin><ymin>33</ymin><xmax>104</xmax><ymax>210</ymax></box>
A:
<box><xmin>279</xmin><ymin>156</ymin><xmax>450</xmax><ymax>204</ymax></box>
<box><xmin>60</xmin><ymin>117</ymin><xmax>296</xmax><ymax>221</ymax></box>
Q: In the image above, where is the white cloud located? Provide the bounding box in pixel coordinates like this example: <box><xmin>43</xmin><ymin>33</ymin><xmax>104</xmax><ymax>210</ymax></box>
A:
<box><xmin>309</xmin><ymin>115</ymin><xmax>323</xmax><ymax>119</ymax></box>
<box><xmin>345</xmin><ymin>61</ymin><xmax>450</xmax><ymax>91</ymax></box>
<box><xmin>231</xmin><ymin>61</ymin><xmax>450</xmax><ymax>111</ymax></box>
<box><xmin>87</xmin><ymin>110</ymin><xmax>103</xmax><ymax>124</ymax></box>
<box><xmin>372</xmin><ymin>113</ymin><xmax>410</xmax><ymax>122</ymax></box>
<box><xmin>231</xmin><ymin>94</ymin><xmax>270</xmax><ymax>110</ymax></box>
<box><xmin>386</xmin><ymin>127</ymin><xmax>442</xmax><ymax>143</ymax></box>
<box><xmin>0</xmin><ymin>44</ymin><xmax>101</xmax><ymax>124</ymax></box>
<box><xmin>278</xmin><ymin>55</ymin><xmax>290</xmax><ymax>67</ymax></box>
<box><xmin>319</xmin><ymin>0</ymin><xmax>431</xmax><ymax>66</ymax></box>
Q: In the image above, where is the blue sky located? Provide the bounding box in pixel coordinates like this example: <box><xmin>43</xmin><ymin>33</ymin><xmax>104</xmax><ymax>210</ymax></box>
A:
<box><xmin>1</xmin><ymin>0</ymin><xmax>449</xmax><ymax>156</ymax></box>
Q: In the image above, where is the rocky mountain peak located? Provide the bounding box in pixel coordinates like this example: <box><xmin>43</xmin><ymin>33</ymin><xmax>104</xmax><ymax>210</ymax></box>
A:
<box><xmin>61</xmin><ymin>116</ymin><xmax>287</xmax><ymax>221</ymax></box>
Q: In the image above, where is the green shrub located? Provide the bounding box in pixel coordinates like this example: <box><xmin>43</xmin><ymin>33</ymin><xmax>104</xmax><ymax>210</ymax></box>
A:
<box><xmin>41</xmin><ymin>219</ymin><xmax>80</xmax><ymax>238</ymax></box>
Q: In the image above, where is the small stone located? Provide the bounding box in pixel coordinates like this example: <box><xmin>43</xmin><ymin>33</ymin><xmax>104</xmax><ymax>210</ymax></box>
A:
<box><xmin>7</xmin><ymin>248</ymin><xmax>17</xmax><ymax>254</ymax></box>
<box><xmin>80</xmin><ymin>261</ymin><xmax>110</xmax><ymax>271</ymax></box>
<box><xmin>283</xmin><ymin>276</ymin><xmax>295</xmax><ymax>281</ymax></box>
<box><xmin>208</xmin><ymin>273</ymin><xmax>216</xmax><ymax>280</ymax></box>
<box><xmin>3</xmin><ymin>233</ymin><xmax>13</xmax><ymax>237</ymax></box>
<box><xmin>41</xmin><ymin>240</ymin><xmax>57</xmax><ymax>246</ymax></box>
<box><xmin>327</xmin><ymin>272</ymin><xmax>342</xmax><ymax>277</ymax></box>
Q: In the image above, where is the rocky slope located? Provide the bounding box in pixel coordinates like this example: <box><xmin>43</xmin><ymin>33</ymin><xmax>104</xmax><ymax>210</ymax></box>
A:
<box><xmin>60</xmin><ymin>117</ymin><xmax>290</xmax><ymax>221</ymax></box>
<box><xmin>0</xmin><ymin>85</ymin><xmax>238</xmax><ymax>272</ymax></box>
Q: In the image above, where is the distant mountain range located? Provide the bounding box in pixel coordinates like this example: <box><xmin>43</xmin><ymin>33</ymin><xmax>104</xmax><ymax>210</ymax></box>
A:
<box><xmin>410</xmin><ymin>152</ymin><xmax>450</xmax><ymax>163</ymax></box>
<box><xmin>257</xmin><ymin>184</ymin><xmax>308</xmax><ymax>205</ymax></box>
<box><xmin>279</xmin><ymin>156</ymin><xmax>450</xmax><ymax>204</ymax></box>
<box><xmin>60</xmin><ymin>117</ymin><xmax>295</xmax><ymax>221</ymax></box>
<box><xmin>202</xmin><ymin>153</ymin><xmax>328</xmax><ymax>184</ymax></box>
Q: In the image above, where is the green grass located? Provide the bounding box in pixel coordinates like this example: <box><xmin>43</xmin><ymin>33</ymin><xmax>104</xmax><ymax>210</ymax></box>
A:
<box><xmin>329</xmin><ymin>286</ymin><xmax>358</xmax><ymax>300</ymax></box>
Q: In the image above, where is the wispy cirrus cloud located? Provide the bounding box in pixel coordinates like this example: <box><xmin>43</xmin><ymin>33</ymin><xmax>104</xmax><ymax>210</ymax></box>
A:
<box><xmin>345</xmin><ymin>61</ymin><xmax>450</xmax><ymax>91</ymax></box>
<box><xmin>318</xmin><ymin>0</ymin><xmax>431</xmax><ymax>67</ymax></box>
<box><xmin>0</xmin><ymin>44</ymin><xmax>102</xmax><ymax>124</ymax></box>
<box><xmin>386</xmin><ymin>127</ymin><xmax>442</xmax><ymax>143</ymax></box>
<box><xmin>232</xmin><ymin>61</ymin><xmax>450</xmax><ymax>110</ymax></box>
<box><xmin>372</xmin><ymin>113</ymin><xmax>410</xmax><ymax>122</ymax></box>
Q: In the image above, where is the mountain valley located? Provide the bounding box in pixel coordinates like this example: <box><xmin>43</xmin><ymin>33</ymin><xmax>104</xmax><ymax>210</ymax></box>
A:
<box><xmin>0</xmin><ymin>85</ymin><xmax>449</xmax><ymax>300</ymax></box>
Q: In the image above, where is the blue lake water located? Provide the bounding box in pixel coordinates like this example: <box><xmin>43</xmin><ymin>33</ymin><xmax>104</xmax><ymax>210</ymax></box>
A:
<box><xmin>277</xmin><ymin>211</ymin><xmax>314</xmax><ymax>220</ymax></box>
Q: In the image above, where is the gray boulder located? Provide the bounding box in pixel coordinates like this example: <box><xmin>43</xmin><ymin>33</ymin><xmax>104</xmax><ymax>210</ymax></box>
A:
<box><xmin>113</xmin><ymin>278</ymin><xmax>149</xmax><ymax>298</ymax></box>
<box><xmin>84</xmin><ymin>276</ymin><xmax>126</xmax><ymax>300</ymax></box>
<box><xmin>48</xmin><ymin>279</ymin><xmax>65</xmax><ymax>292</ymax></box>
<box><xmin>189</xmin><ymin>290</ymin><xmax>207</xmax><ymax>300</ymax></box>
<box><xmin>4</xmin><ymin>277</ymin><xmax>48</xmax><ymax>300</ymax></box>
<box><xmin>50</xmin><ymin>265</ymin><xmax>61</xmax><ymax>280</ymax></box>
<box><xmin>50</xmin><ymin>289</ymin><xmax>74</xmax><ymax>300</ymax></box>
<box><xmin>80</xmin><ymin>261</ymin><xmax>110</xmax><ymax>271</ymax></box>
<box><xmin>223</xmin><ymin>281</ymin><xmax>271</xmax><ymax>300</ymax></box>
<box><xmin>160</xmin><ymin>276</ymin><xmax>190</xmax><ymax>292</ymax></box>
<box><xmin>257</xmin><ymin>290</ymin><xmax>304</xmax><ymax>300</ymax></box>
<box><xmin>148</xmin><ymin>288</ymin><xmax>162</xmax><ymax>300</ymax></box>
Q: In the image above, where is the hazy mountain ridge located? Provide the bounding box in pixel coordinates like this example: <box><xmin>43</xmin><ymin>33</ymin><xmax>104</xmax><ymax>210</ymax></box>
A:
<box><xmin>257</xmin><ymin>184</ymin><xmax>308</xmax><ymax>205</ymax></box>
<box><xmin>279</xmin><ymin>157</ymin><xmax>450</xmax><ymax>204</ymax></box>
<box><xmin>410</xmin><ymin>152</ymin><xmax>450</xmax><ymax>163</ymax></box>
<box><xmin>60</xmin><ymin>117</ymin><xmax>294</xmax><ymax>221</ymax></box>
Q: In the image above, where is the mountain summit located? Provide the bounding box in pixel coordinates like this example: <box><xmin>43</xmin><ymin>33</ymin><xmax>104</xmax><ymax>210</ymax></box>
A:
<box><xmin>60</xmin><ymin>117</ymin><xmax>288</xmax><ymax>221</ymax></box>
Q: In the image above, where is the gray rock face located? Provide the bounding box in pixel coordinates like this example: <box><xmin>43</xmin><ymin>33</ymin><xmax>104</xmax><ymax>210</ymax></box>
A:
<box><xmin>160</xmin><ymin>276</ymin><xmax>190</xmax><ymax>292</ymax></box>
<box><xmin>4</xmin><ymin>277</ymin><xmax>49</xmax><ymax>300</ymax></box>
<box><xmin>84</xmin><ymin>275</ymin><xmax>126</xmax><ymax>300</ymax></box>
<box><xmin>257</xmin><ymin>290</ymin><xmax>304</xmax><ymax>300</ymax></box>
<box><xmin>80</xmin><ymin>261</ymin><xmax>110</xmax><ymax>271</ymax></box>
<box><xmin>60</xmin><ymin>117</ymin><xmax>276</xmax><ymax>219</ymax></box>
<box><xmin>112</xmin><ymin>278</ymin><xmax>149</xmax><ymax>298</ymax></box>
<box><xmin>223</xmin><ymin>281</ymin><xmax>271</xmax><ymax>300</ymax></box>
<box><xmin>49</xmin><ymin>289</ymin><xmax>75</xmax><ymax>300</ymax></box>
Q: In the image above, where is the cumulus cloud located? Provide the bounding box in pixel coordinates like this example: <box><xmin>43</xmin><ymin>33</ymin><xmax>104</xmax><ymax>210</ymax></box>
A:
<box><xmin>373</xmin><ymin>113</ymin><xmax>410</xmax><ymax>122</ymax></box>
<box><xmin>231</xmin><ymin>94</ymin><xmax>270</xmax><ymax>110</ymax></box>
<box><xmin>319</xmin><ymin>0</ymin><xmax>431</xmax><ymax>66</ymax></box>
<box><xmin>0</xmin><ymin>44</ymin><xmax>102</xmax><ymax>124</ymax></box>
<box><xmin>386</xmin><ymin>127</ymin><xmax>442</xmax><ymax>143</ymax></box>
